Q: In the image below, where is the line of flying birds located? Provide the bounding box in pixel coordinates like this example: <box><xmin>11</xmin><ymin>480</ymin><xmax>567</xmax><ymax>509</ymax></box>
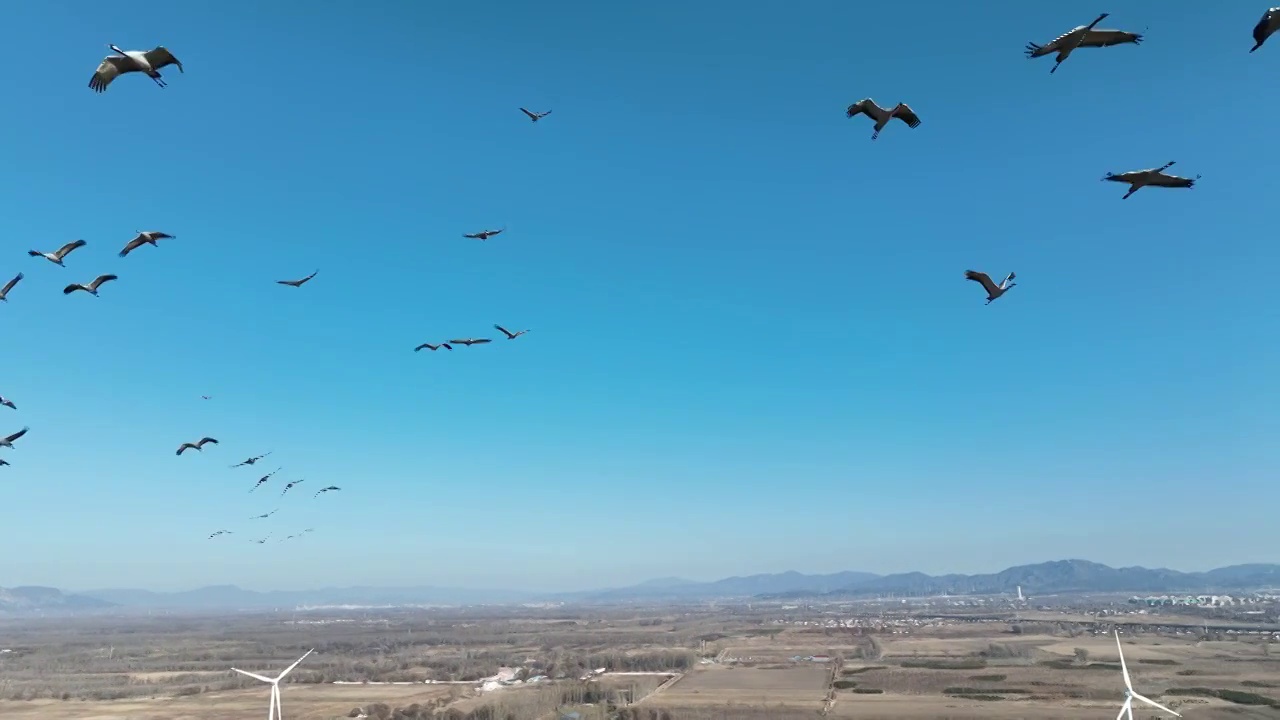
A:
<box><xmin>174</xmin><ymin>440</ymin><xmax>342</xmax><ymax>543</ymax></box>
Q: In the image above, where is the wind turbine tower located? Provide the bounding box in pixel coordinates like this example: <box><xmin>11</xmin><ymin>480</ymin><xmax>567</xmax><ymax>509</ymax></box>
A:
<box><xmin>232</xmin><ymin>648</ymin><xmax>314</xmax><ymax>720</ymax></box>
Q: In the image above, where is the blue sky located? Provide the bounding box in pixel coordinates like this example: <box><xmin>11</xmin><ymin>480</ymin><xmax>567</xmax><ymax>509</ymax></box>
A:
<box><xmin>0</xmin><ymin>1</ymin><xmax>1275</xmax><ymax>593</ymax></box>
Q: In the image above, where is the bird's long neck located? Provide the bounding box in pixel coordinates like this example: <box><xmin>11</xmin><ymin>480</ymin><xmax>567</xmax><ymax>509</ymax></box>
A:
<box><xmin>110</xmin><ymin>44</ymin><xmax>126</xmax><ymax>55</ymax></box>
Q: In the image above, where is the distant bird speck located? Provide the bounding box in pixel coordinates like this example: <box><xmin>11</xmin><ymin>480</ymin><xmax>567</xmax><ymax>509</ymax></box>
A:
<box><xmin>232</xmin><ymin>452</ymin><xmax>273</xmax><ymax>468</ymax></box>
<box><xmin>450</xmin><ymin>338</ymin><xmax>492</xmax><ymax>346</ymax></box>
<box><xmin>314</xmin><ymin>485</ymin><xmax>341</xmax><ymax>497</ymax></box>
<box><xmin>463</xmin><ymin>228</ymin><xmax>505</xmax><ymax>241</ymax></box>
<box><xmin>414</xmin><ymin>342</ymin><xmax>452</xmax><ymax>352</ymax></box>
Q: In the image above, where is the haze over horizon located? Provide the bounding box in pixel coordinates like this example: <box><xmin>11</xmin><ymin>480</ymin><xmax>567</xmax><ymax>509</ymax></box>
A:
<box><xmin>1</xmin><ymin>0</ymin><xmax>1275</xmax><ymax>594</ymax></box>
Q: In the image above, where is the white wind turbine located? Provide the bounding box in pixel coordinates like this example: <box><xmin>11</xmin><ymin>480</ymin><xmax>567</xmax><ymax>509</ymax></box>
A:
<box><xmin>1113</xmin><ymin>629</ymin><xmax>1180</xmax><ymax>719</ymax></box>
<box><xmin>232</xmin><ymin>648</ymin><xmax>314</xmax><ymax>720</ymax></box>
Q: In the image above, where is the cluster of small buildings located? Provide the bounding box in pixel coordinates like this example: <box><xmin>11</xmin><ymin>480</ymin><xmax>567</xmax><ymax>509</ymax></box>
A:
<box><xmin>478</xmin><ymin>666</ymin><xmax>551</xmax><ymax>693</ymax></box>
<box><xmin>1128</xmin><ymin>594</ymin><xmax>1278</xmax><ymax>607</ymax></box>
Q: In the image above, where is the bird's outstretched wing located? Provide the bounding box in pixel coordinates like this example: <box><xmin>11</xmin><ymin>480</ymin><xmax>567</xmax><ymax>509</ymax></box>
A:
<box><xmin>4</xmin><ymin>426</ymin><xmax>29</xmax><ymax>443</ymax></box>
<box><xmin>964</xmin><ymin>270</ymin><xmax>999</xmax><ymax>295</ymax></box>
<box><xmin>62</xmin><ymin>284</ymin><xmax>86</xmax><ymax>295</ymax></box>
<box><xmin>0</xmin><ymin>273</ymin><xmax>23</xmax><ymax>297</ymax></box>
<box><xmin>176</xmin><ymin>442</ymin><xmax>197</xmax><ymax>455</ymax></box>
<box><xmin>89</xmin><ymin>274</ymin><xmax>119</xmax><ymax>290</ymax></box>
<box><xmin>118</xmin><ymin>237</ymin><xmax>148</xmax><ymax>257</ymax></box>
<box><xmin>494</xmin><ymin>324</ymin><xmax>514</xmax><ymax>338</ymax></box>
<box><xmin>520</xmin><ymin>107</ymin><xmax>538</xmax><ymax>120</ymax></box>
<box><xmin>893</xmin><ymin>104</ymin><xmax>922</xmax><ymax>129</ymax></box>
<box><xmin>845</xmin><ymin>98</ymin><xmax>873</xmax><ymax>119</ymax></box>
<box><xmin>145</xmin><ymin>46</ymin><xmax>183</xmax><ymax>72</ymax></box>
<box><xmin>55</xmin><ymin>239</ymin><xmax>87</xmax><ymax>258</ymax></box>
<box><xmin>89</xmin><ymin>55</ymin><xmax>131</xmax><ymax>93</ymax></box>
<box><xmin>198</xmin><ymin>437</ymin><xmax>218</xmax><ymax>447</ymax></box>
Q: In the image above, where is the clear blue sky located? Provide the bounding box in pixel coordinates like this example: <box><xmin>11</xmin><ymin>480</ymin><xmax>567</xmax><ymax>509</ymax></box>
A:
<box><xmin>1</xmin><ymin>1</ymin><xmax>1275</xmax><ymax>593</ymax></box>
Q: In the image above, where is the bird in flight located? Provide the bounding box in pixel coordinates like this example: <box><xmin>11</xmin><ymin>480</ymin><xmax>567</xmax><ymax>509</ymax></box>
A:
<box><xmin>1024</xmin><ymin>13</ymin><xmax>1143</xmax><ymax>74</ymax></box>
<box><xmin>200</xmin><ymin>395</ymin><xmax>212</xmax><ymax>400</ymax></box>
<box><xmin>118</xmin><ymin>231</ymin><xmax>176</xmax><ymax>258</ymax></box>
<box><xmin>1101</xmin><ymin>161</ymin><xmax>1199</xmax><ymax>200</ymax></box>
<box><xmin>250</xmin><ymin>467</ymin><xmax>281</xmax><ymax>492</ymax></box>
<box><xmin>314</xmin><ymin>485</ymin><xmax>341</xmax><ymax>497</ymax></box>
<box><xmin>277</xmin><ymin>270</ymin><xmax>318</xmax><ymax>288</ymax></box>
<box><xmin>0</xmin><ymin>396</ymin><xmax>16</xmax><ymax>410</ymax></box>
<box><xmin>63</xmin><ymin>274</ymin><xmax>119</xmax><ymax>297</ymax></box>
<box><xmin>281</xmin><ymin>479</ymin><xmax>305</xmax><ymax>496</ymax></box>
<box><xmin>232</xmin><ymin>452</ymin><xmax>273</xmax><ymax>468</ymax></box>
<box><xmin>0</xmin><ymin>427</ymin><xmax>29</xmax><ymax>449</ymax></box>
<box><xmin>0</xmin><ymin>459</ymin><xmax>9</xmax><ymax>467</ymax></box>
<box><xmin>176</xmin><ymin>437</ymin><xmax>219</xmax><ymax>455</ymax></box>
<box><xmin>0</xmin><ymin>273</ymin><xmax>24</xmax><ymax>302</ymax></box>
<box><xmin>250</xmin><ymin>509</ymin><xmax>279</xmax><ymax>520</ymax></box>
<box><xmin>964</xmin><ymin>270</ymin><xmax>1017</xmax><ymax>305</ymax></box>
<box><xmin>845</xmin><ymin>99</ymin><xmax>922</xmax><ymax>141</ymax></box>
<box><xmin>414</xmin><ymin>342</ymin><xmax>452</xmax><ymax>352</ymax></box>
<box><xmin>494</xmin><ymin>324</ymin><xmax>529</xmax><ymax>340</ymax></box>
<box><xmin>89</xmin><ymin>44</ymin><xmax>183</xmax><ymax>92</ymax></box>
<box><xmin>520</xmin><ymin>108</ymin><xmax>552</xmax><ymax>122</ymax></box>
<box><xmin>463</xmin><ymin>228</ymin><xmax>505</xmax><ymax>241</ymax></box>
<box><xmin>208</xmin><ymin>530</ymin><xmax>233</xmax><ymax>539</ymax></box>
<box><xmin>29</xmin><ymin>239</ymin><xmax>87</xmax><ymax>266</ymax></box>
<box><xmin>253</xmin><ymin>534</ymin><xmax>272</xmax><ymax>544</ymax></box>
<box><xmin>450</xmin><ymin>338</ymin><xmax>492</xmax><ymax>346</ymax></box>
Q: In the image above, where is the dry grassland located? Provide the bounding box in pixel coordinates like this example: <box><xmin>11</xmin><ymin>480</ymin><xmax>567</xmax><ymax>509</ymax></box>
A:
<box><xmin>0</xmin><ymin>683</ymin><xmax>456</xmax><ymax>720</ymax></box>
<box><xmin>1</xmin><ymin>604</ymin><xmax>1277</xmax><ymax>720</ymax></box>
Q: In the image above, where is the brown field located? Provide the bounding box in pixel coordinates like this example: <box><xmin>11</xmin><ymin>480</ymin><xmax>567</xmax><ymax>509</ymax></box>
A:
<box><xmin>653</xmin><ymin>666</ymin><xmax>827</xmax><ymax>707</ymax></box>
<box><xmin>0</xmin><ymin>600</ymin><xmax>1276</xmax><ymax>720</ymax></box>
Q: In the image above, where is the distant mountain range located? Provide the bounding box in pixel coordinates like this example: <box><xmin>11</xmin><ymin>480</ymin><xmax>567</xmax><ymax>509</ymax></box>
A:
<box><xmin>2</xmin><ymin>560</ymin><xmax>1277</xmax><ymax>616</ymax></box>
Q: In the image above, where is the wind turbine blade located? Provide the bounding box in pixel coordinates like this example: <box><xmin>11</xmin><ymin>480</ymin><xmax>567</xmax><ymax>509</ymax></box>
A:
<box><xmin>232</xmin><ymin>668</ymin><xmax>276</xmax><ymax>683</ymax></box>
<box><xmin>1115</xmin><ymin>701</ymin><xmax>1129</xmax><ymax>720</ymax></box>
<box><xmin>1114</xmin><ymin>629</ymin><xmax>1134</xmax><ymax>691</ymax></box>
<box><xmin>1125</xmin><ymin>696</ymin><xmax>1134</xmax><ymax>720</ymax></box>
<box><xmin>272</xmin><ymin>682</ymin><xmax>281</xmax><ymax>720</ymax></box>
<box><xmin>274</xmin><ymin>648</ymin><xmax>314</xmax><ymax>681</ymax></box>
<box><xmin>1131</xmin><ymin>692</ymin><xmax>1181</xmax><ymax>717</ymax></box>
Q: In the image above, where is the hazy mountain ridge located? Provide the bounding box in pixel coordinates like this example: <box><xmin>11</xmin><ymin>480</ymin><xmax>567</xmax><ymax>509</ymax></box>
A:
<box><xmin>762</xmin><ymin>560</ymin><xmax>1280</xmax><ymax>599</ymax></box>
<box><xmin>0</xmin><ymin>586</ymin><xmax>115</xmax><ymax>615</ymax></box>
<box><xmin>4</xmin><ymin>560</ymin><xmax>1277</xmax><ymax>615</ymax></box>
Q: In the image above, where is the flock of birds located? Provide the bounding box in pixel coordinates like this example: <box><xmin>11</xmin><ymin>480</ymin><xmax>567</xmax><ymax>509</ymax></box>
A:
<box><xmin>0</xmin><ymin>41</ymin><xmax>545</xmax><ymax>543</ymax></box>
<box><xmin>3</xmin><ymin>9</ymin><xmax>1278</xmax><ymax>561</ymax></box>
<box><xmin>843</xmin><ymin>9</ymin><xmax>1280</xmax><ymax>314</ymax></box>
<box><xmin>178</xmin><ymin>446</ymin><xmax>344</xmax><ymax>545</ymax></box>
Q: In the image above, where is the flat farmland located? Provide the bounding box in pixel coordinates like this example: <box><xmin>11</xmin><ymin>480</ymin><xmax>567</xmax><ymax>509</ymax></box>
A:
<box><xmin>0</xmin><ymin>683</ymin><xmax>456</xmax><ymax>720</ymax></box>
<box><xmin>650</xmin><ymin>666</ymin><xmax>828</xmax><ymax>708</ymax></box>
